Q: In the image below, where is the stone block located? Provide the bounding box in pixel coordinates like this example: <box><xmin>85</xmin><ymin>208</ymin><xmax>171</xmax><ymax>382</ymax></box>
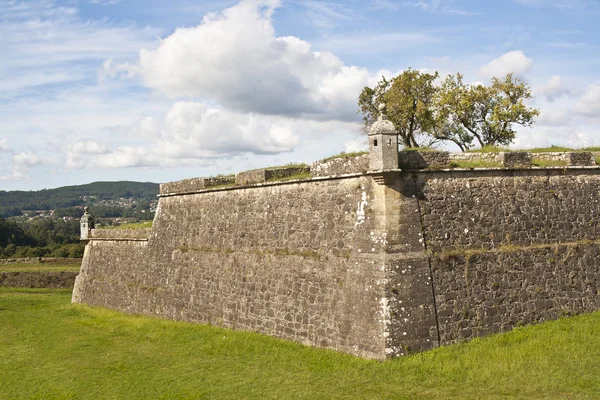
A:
<box><xmin>160</xmin><ymin>176</ymin><xmax>236</xmax><ymax>195</ymax></box>
<box><xmin>398</xmin><ymin>151</ymin><xmax>450</xmax><ymax>169</ymax></box>
<box><xmin>160</xmin><ymin>178</ymin><xmax>206</xmax><ymax>194</ymax></box>
<box><xmin>311</xmin><ymin>154</ymin><xmax>369</xmax><ymax>177</ymax></box>
<box><xmin>236</xmin><ymin>167</ymin><xmax>310</xmax><ymax>185</ymax></box>
<box><xmin>568</xmin><ymin>152</ymin><xmax>595</xmax><ymax>166</ymax></box>
<box><xmin>503</xmin><ymin>152</ymin><xmax>532</xmax><ymax>168</ymax></box>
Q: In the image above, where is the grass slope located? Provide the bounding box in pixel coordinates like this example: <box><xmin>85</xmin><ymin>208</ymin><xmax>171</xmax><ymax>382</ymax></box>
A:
<box><xmin>1</xmin><ymin>288</ymin><xmax>599</xmax><ymax>399</ymax></box>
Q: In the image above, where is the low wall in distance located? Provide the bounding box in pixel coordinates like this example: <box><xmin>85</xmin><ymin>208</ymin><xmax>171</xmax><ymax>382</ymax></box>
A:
<box><xmin>0</xmin><ymin>271</ymin><xmax>78</xmax><ymax>288</ymax></box>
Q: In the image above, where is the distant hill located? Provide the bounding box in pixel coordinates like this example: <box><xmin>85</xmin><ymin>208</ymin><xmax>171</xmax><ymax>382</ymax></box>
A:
<box><xmin>0</xmin><ymin>181</ymin><xmax>160</xmax><ymax>217</ymax></box>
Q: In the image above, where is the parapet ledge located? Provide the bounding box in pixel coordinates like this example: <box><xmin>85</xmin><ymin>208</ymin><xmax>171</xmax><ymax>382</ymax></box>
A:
<box><xmin>90</xmin><ymin>228</ymin><xmax>150</xmax><ymax>241</ymax></box>
<box><xmin>158</xmin><ymin>172</ymin><xmax>369</xmax><ymax>197</ymax></box>
<box><xmin>159</xmin><ymin>176</ymin><xmax>235</xmax><ymax>195</ymax></box>
<box><xmin>311</xmin><ymin>153</ymin><xmax>369</xmax><ymax>177</ymax></box>
<box><xmin>399</xmin><ymin>151</ymin><xmax>598</xmax><ymax>170</ymax></box>
<box><xmin>235</xmin><ymin>165</ymin><xmax>310</xmax><ymax>186</ymax></box>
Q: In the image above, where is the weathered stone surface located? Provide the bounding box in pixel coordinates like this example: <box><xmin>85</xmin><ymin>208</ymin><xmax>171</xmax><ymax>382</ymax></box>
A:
<box><xmin>91</xmin><ymin>228</ymin><xmax>150</xmax><ymax>240</ymax></box>
<box><xmin>160</xmin><ymin>178</ymin><xmax>206</xmax><ymax>194</ymax></box>
<box><xmin>160</xmin><ymin>176</ymin><xmax>235</xmax><ymax>195</ymax></box>
<box><xmin>74</xmin><ymin>177</ymin><xmax>391</xmax><ymax>360</ymax></box>
<box><xmin>398</xmin><ymin>151</ymin><xmax>450</xmax><ymax>170</ymax></box>
<box><xmin>0</xmin><ymin>271</ymin><xmax>77</xmax><ymax>288</ymax></box>
<box><xmin>74</xmin><ymin>163</ymin><xmax>600</xmax><ymax>359</ymax></box>
<box><xmin>568</xmin><ymin>152</ymin><xmax>595</xmax><ymax>166</ymax></box>
<box><xmin>311</xmin><ymin>154</ymin><xmax>369</xmax><ymax>177</ymax></box>
<box><xmin>235</xmin><ymin>166</ymin><xmax>310</xmax><ymax>185</ymax></box>
<box><xmin>448</xmin><ymin>152</ymin><xmax>503</xmax><ymax>165</ymax></box>
<box><xmin>417</xmin><ymin>169</ymin><xmax>600</xmax><ymax>252</ymax></box>
<box><xmin>432</xmin><ymin>243</ymin><xmax>600</xmax><ymax>344</ymax></box>
<box><xmin>503</xmin><ymin>152</ymin><xmax>532</xmax><ymax>168</ymax></box>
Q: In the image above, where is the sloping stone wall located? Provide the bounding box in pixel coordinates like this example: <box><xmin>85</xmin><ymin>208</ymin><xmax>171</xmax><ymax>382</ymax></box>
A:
<box><xmin>73</xmin><ymin>163</ymin><xmax>600</xmax><ymax>359</ymax></box>
<box><xmin>74</xmin><ymin>176</ymin><xmax>393</xmax><ymax>359</ymax></box>
<box><xmin>412</xmin><ymin>168</ymin><xmax>600</xmax><ymax>345</ymax></box>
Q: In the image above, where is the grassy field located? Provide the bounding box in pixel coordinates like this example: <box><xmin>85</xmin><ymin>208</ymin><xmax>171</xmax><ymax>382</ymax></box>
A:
<box><xmin>1</xmin><ymin>289</ymin><xmax>599</xmax><ymax>399</ymax></box>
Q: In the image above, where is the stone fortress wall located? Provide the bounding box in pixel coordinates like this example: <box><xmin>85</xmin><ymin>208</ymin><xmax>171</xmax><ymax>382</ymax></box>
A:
<box><xmin>72</xmin><ymin>145</ymin><xmax>600</xmax><ymax>360</ymax></box>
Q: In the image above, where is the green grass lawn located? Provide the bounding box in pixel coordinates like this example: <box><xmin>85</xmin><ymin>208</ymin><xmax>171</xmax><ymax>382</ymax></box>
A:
<box><xmin>1</xmin><ymin>288</ymin><xmax>599</xmax><ymax>399</ymax></box>
<box><xmin>0</xmin><ymin>262</ymin><xmax>81</xmax><ymax>273</ymax></box>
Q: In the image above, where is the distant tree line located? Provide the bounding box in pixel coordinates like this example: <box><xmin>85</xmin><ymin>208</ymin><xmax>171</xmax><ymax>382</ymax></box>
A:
<box><xmin>0</xmin><ymin>181</ymin><xmax>159</xmax><ymax>217</ymax></box>
<box><xmin>0</xmin><ymin>216</ymin><xmax>83</xmax><ymax>258</ymax></box>
<box><xmin>53</xmin><ymin>202</ymin><xmax>155</xmax><ymax>221</ymax></box>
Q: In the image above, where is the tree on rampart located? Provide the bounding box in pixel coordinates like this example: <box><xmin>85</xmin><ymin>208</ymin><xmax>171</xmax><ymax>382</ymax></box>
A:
<box><xmin>358</xmin><ymin>69</ymin><xmax>439</xmax><ymax>148</ymax></box>
<box><xmin>358</xmin><ymin>70</ymin><xmax>539</xmax><ymax>151</ymax></box>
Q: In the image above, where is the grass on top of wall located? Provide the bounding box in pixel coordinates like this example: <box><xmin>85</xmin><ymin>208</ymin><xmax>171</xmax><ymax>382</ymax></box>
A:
<box><xmin>466</xmin><ymin>145</ymin><xmax>511</xmax><ymax>153</ymax></box>
<box><xmin>1</xmin><ymin>288</ymin><xmax>599</xmax><ymax>400</ymax></box>
<box><xmin>321</xmin><ymin>151</ymin><xmax>368</xmax><ymax>162</ymax></box>
<box><xmin>465</xmin><ymin>145</ymin><xmax>600</xmax><ymax>154</ymax></box>
<box><xmin>104</xmin><ymin>221</ymin><xmax>153</xmax><ymax>230</ymax></box>
<box><xmin>266</xmin><ymin>171</ymin><xmax>312</xmax><ymax>182</ymax></box>
<box><xmin>532</xmin><ymin>158</ymin><xmax>569</xmax><ymax>167</ymax></box>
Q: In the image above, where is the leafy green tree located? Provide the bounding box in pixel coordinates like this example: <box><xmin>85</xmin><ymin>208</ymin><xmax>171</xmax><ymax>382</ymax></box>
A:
<box><xmin>358</xmin><ymin>70</ymin><xmax>539</xmax><ymax>151</ymax></box>
<box><xmin>358</xmin><ymin>69</ymin><xmax>439</xmax><ymax>148</ymax></box>
<box><xmin>437</xmin><ymin>73</ymin><xmax>539</xmax><ymax>149</ymax></box>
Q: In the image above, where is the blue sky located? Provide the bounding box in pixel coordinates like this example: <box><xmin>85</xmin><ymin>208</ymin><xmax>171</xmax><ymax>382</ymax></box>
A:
<box><xmin>1</xmin><ymin>0</ymin><xmax>600</xmax><ymax>190</ymax></box>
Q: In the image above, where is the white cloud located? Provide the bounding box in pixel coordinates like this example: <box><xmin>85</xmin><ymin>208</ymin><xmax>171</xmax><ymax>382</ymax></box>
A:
<box><xmin>344</xmin><ymin>139</ymin><xmax>367</xmax><ymax>153</ymax></box>
<box><xmin>537</xmin><ymin>75</ymin><xmax>570</xmax><ymax>102</ymax></box>
<box><xmin>575</xmin><ymin>84</ymin><xmax>600</xmax><ymax>117</ymax></box>
<box><xmin>537</xmin><ymin>109</ymin><xmax>572</xmax><ymax>126</ymax></box>
<box><xmin>0</xmin><ymin>138</ymin><xmax>10</xmax><ymax>152</ymax></box>
<box><xmin>1</xmin><ymin>152</ymin><xmax>45</xmax><ymax>181</ymax></box>
<box><xmin>66</xmin><ymin>101</ymin><xmax>301</xmax><ymax>169</ymax></box>
<box><xmin>67</xmin><ymin>141</ymin><xmax>109</xmax><ymax>155</ymax></box>
<box><xmin>116</xmin><ymin>0</ymin><xmax>388</xmax><ymax>122</ymax></box>
<box><xmin>480</xmin><ymin>51</ymin><xmax>534</xmax><ymax>79</ymax></box>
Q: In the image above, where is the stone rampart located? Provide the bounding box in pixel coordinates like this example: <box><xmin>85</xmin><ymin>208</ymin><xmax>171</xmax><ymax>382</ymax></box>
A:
<box><xmin>160</xmin><ymin>176</ymin><xmax>235</xmax><ymax>195</ymax></box>
<box><xmin>73</xmin><ymin>176</ymin><xmax>398</xmax><ymax>359</ymax></box>
<box><xmin>311</xmin><ymin>154</ymin><xmax>369</xmax><ymax>176</ymax></box>
<box><xmin>235</xmin><ymin>166</ymin><xmax>310</xmax><ymax>185</ymax></box>
<box><xmin>73</xmin><ymin>159</ymin><xmax>600</xmax><ymax>359</ymax></box>
<box><xmin>398</xmin><ymin>168</ymin><xmax>600</xmax><ymax>346</ymax></box>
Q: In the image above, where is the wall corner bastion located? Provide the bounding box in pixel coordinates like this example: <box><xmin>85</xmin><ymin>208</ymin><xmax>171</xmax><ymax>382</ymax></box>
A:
<box><xmin>73</xmin><ymin>148</ymin><xmax>600</xmax><ymax>359</ymax></box>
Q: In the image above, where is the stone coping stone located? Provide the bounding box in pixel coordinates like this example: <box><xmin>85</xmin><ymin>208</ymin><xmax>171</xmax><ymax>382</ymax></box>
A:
<box><xmin>311</xmin><ymin>154</ymin><xmax>369</xmax><ymax>177</ymax></box>
<box><xmin>91</xmin><ymin>228</ymin><xmax>151</xmax><ymax>240</ymax></box>
<box><xmin>235</xmin><ymin>166</ymin><xmax>310</xmax><ymax>185</ymax></box>
<box><xmin>160</xmin><ymin>176</ymin><xmax>235</xmax><ymax>195</ymax></box>
<box><xmin>398</xmin><ymin>151</ymin><xmax>450</xmax><ymax>169</ymax></box>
